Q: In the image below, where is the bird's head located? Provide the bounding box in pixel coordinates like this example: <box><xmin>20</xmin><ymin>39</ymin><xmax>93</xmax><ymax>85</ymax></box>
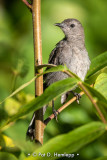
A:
<box><xmin>55</xmin><ymin>19</ymin><xmax>84</xmax><ymax>41</ymax></box>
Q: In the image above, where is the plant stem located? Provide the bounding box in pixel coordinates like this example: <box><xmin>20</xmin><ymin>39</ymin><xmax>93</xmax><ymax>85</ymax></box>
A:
<box><xmin>44</xmin><ymin>91</ymin><xmax>84</xmax><ymax>125</ymax></box>
<box><xmin>32</xmin><ymin>0</ymin><xmax>44</xmax><ymax>144</ymax></box>
<box><xmin>11</xmin><ymin>70</ymin><xmax>19</xmax><ymax>92</ymax></box>
<box><xmin>78</xmin><ymin>82</ymin><xmax>107</xmax><ymax>124</ymax></box>
<box><xmin>44</xmin><ymin>81</ymin><xmax>107</xmax><ymax>125</ymax></box>
<box><xmin>22</xmin><ymin>0</ymin><xmax>32</xmax><ymax>9</ymax></box>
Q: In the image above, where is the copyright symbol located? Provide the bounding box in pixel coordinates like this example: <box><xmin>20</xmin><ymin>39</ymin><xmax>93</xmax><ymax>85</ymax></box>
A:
<box><xmin>32</xmin><ymin>152</ymin><xmax>37</xmax><ymax>157</ymax></box>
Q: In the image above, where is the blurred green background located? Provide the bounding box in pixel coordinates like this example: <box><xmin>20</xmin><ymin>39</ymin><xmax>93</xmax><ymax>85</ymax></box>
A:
<box><xmin>0</xmin><ymin>0</ymin><xmax>107</xmax><ymax>159</ymax></box>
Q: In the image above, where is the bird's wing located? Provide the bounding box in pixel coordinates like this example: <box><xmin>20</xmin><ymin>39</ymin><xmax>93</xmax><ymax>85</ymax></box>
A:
<box><xmin>48</xmin><ymin>47</ymin><xmax>60</xmax><ymax>65</ymax></box>
<box><xmin>48</xmin><ymin>44</ymin><xmax>63</xmax><ymax>65</ymax></box>
<box><xmin>48</xmin><ymin>47</ymin><xmax>56</xmax><ymax>64</ymax></box>
<box><xmin>43</xmin><ymin>45</ymin><xmax>62</xmax><ymax>88</ymax></box>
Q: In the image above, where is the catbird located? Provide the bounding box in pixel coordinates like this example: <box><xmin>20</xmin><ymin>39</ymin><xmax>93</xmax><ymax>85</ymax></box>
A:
<box><xmin>26</xmin><ymin>18</ymin><xmax>91</xmax><ymax>141</ymax></box>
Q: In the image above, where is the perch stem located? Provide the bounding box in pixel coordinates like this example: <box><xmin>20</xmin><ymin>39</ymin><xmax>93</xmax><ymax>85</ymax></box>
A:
<box><xmin>32</xmin><ymin>0</ymin><xmax>44</xmax><ymax>144</ymax></box>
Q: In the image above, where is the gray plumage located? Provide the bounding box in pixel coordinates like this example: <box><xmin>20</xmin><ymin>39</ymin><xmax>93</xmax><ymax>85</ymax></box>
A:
<box><xmin>26</xmin><ymin>18</ymin><xmax>90</xmax><ymax>141</ymax></box>
<box><xmin>44</xmin><ymin>18</ymin><xmax>90</xmax><ymax>103</ymax></box>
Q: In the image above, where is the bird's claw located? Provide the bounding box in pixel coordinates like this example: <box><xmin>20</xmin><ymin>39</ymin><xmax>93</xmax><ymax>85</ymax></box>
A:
<box><xmin>73</xmin><ymin>93</ymin><xmax>81</xmax><ymax>104</ymax></box>
<box><xmin>53</xmin><ymin>109</ymin><xmax>60</xmax><ymax>121</ymax></box>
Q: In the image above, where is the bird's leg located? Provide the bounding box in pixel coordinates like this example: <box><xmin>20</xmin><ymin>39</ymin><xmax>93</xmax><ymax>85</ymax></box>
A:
<box><xmin>52</xmin><ymin>100</ymin><xmax>59</xmax><ymax>121</ymax></box>
<box><xmin>71</xmin><ymin>91</ymin><xmax>81</xmax><ymax>104</ymax></box>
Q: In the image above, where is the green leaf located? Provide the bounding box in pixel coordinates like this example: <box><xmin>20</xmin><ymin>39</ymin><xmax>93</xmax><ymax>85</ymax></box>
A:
<box><xmin>0</xmin><ymin>77</ymin><xmax>78</xmax><ymax>128</ymax></box>
<box><xmin>44</xmin><ymin>65</ymin><xmax>68</xmax><ymax>73</ymax></box>
<box><xmin>0</xmin><ymin>64</ymin><xmax>81</xmax><ymax>105</ymax></box>
<box><xmin>0</xmin><ymin>134</ymin><xmax>5</xmax><ymax>149</ymax></box>
<box><xmin>93</xmin><ymin>157</ymin><xmax>107</xmax><ymax>160</ymax></box>
<box><xmin>0</xmin><ymin>76</ymin><xmax>37</xmax><ymax>105</ymax></box>
<box><xmin>83</xmin><ymin>82</ymin><xmax>107</xmax><ymax>121</ymax></box>
<box><xmin>4</xmin><ymin>98</ymin><xmax>21</xmax><ymax>116</ymax></box>
<box><xmin>94</xmin><ymin>73</ymin><xmax>107</xmax><ymax>100</ymax></box>
<box><xmin>0</xmin><ymin>65</ymin><xmax>67</xmax><ymax>105</ymax></box>
<box><xmin>86</xmin><ymin>51</ymin><xmax>107</xmax><ymax>82</ymax></box>
<box><xmin>83</xmin><ymin>83</ymin><xmax>107</xmax><ymax>104</ymax></box>
<box><xmin>0</xmin><ymin>152</ymin><xmax>18</xmax><ymax>160</ymax></box>
<box><xmin>25</xmin><ymin>122</ymin><xmax>106</xmax><ymax>160</ymax></box>
<box><xmin>86</xmin><ymin>66</ymin><xmax>107</xmax><ymax>84</ymax></box>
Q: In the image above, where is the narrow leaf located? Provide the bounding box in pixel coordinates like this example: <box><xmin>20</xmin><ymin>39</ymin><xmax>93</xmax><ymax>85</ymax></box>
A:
<box><xmin>0</xmin><ymin>76</ymin><xmax>37</xmax><ymax>105</ymax></box>
<box><xmin>94</xmin><ymin>73</ymin><xmax>107</xmax><ymax>99</ymax></box>
<box><xmin>83</xmin><ymin>82</ymin><xmax>107</xmax><ymax>104</ymax></box>
<box><xmin>0</xmin><ymin>65</ymin><xmax>67</xmax><ymax>105</ymax></box>
<box><xmin>0</xmin><ymin>77</ymin><xmax>78</xmax><ymax>128</ymax></box>
<box><xmin>25</xmin><ymin>122</ymin><xmax>106</xmax><ymax>160</ymax></box>
<box><xmin>0</xmin><ymin>152</ymin><xmax>18</xmax><ymax>160</ymax></box>
<box><xmin>86</xmin><ymin>66</ymin><xmax>107</xmax><ymax>84</ymax></box>
<box><xmin>83</xmin><ymin>82</ymin><xmax>107</xmax><ymax>121</ymax></box>
<box><xmin>86</xmin><ymin>51</ymin><xmax>107</xmax><ymax>81</ymax></box>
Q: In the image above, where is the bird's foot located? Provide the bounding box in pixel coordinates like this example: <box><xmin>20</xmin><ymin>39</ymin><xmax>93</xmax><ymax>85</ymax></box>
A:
<box><xmin>72</xmin><ymin>92</ymin><xmax>81</xmax><ymax>104</ymax></box>
<box><xmin>52</xmin><ymin>100</ymin><xmax>60</xmax><ymax>121</ymax></box>
<box><xmin>53</xmin><ymin>109</ymin><xmax>60</xmax><ymax>121</ymax></box>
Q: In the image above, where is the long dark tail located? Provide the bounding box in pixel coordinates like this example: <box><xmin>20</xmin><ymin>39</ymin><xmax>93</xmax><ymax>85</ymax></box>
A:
<box><xmin>26</xmin><ymin>105</ymin><xmax>47</xmax><ymax>141</ymax></box>
<box><xmin>26</xmin><ymin>112</ymin><xmax>35</xmax><ymax>141</ymax></box>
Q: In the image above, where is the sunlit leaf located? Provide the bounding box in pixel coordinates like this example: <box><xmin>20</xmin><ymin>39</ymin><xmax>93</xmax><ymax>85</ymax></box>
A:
<box><xmin>0</xmin><ymin>134</ymin><xmax>15</xmax><ymax>150</ymax></box>
<box><xmin>0</xmin><ymin>65</ymin><xmax>67</xmax><ymax>105</ymax></box>
<box><xmin>0</xmin><ymin>77</ymin><xmax>78</xmax><ymax>128</ymax></box>
<box><xmin>2</xmin><ymin>134</ymin><xmax>15</xmax><ymax>148</ymax></box>
<box><xmin>83</xmin><ymin>83</ymin><xmax>107</xmax><ymax>104</ymax></box>
<box><xmin>0</xmin><ymin>152</ymin><xmax>18</xmax><ymax>160</ymax></box>
<box><xmin>94</xmin><ymin>73</ymin><xmax>107</xmax><ymax>99</ymax></box>
<box><xmin>86</xmin><ymin>66</ymin><xmax>107</xmax><ymax>84</ymax></box>
<box><xmin>86</xmin><ymin>52</ymin><xmax>107</xmax><ymax>83</ymax></box>
<box><xmin>83</xmin><ymin>82</ymin><xmax>107</xmax><ymax>121</ymax></box>
<box><xmin>25</xmin><ymin>122</ymin><xmax>106</xmax><ymax>160</ymax></box>
<box><xmin>4</xmin><ymin>98</ymin><xmax>21</xmax><ymax>116</ymax></box>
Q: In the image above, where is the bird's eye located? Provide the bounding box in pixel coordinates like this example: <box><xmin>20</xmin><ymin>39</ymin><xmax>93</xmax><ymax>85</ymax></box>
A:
<box><xmin>70</xmin><ymin>24</ymin><xmax>75</xmax><ymax>28</ymax></box>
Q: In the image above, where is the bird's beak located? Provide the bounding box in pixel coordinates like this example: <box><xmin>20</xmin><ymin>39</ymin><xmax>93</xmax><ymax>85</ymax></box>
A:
<box><xmin>54</xmin><ymin>23</ymin><xmax>64</xmax><ymax>28</ymax></box>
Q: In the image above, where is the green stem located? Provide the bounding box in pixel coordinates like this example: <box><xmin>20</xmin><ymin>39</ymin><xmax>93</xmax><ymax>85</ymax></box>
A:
<box><xmin>32</xmin><ymin>0</ymin><xmax>44</xmax><ymax>145</ymax></box>
<box><xmin>78</xmin><ymin>82</ymin><xmax>107</xmax><ymax>124</ymax></box>
<box><xmin>11</xmin><ymin>71</ymin><xmax>19</xmax><ymax>93</ymax></box>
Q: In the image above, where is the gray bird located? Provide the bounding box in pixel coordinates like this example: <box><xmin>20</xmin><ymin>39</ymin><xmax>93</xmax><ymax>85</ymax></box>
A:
<box><xmin>26</xmin><ymin>18</ymin><xmax>91</xmax><ymax>141</ymax></box>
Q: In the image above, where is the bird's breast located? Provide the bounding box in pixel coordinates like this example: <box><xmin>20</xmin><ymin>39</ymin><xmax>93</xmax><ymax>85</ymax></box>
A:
<box><xmin>45</xmin><ymin>46</ymin><xmax>90</xmax><ymax>86</ymax></box>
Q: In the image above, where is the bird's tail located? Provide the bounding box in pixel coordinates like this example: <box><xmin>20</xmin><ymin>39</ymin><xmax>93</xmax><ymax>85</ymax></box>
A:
<box><xmin>26</xmin><ymin>112</ymin><xmax>35</xmax><ymax>141</ymax></box>
<box><xmin>26</xmin><ymin>105</ymin><xmax>47</xmax><ymax>141</ymax></box>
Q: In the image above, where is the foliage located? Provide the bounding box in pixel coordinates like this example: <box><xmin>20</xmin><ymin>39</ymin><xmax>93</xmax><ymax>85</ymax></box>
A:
<box><xmin>25</xmin><ymin>122</ymin><xmax>106</xmax><ymax>160</ymax></box>
<box><xmin>0</xmin><ymin>0</ymin><xmax>107</xmax><ymax>160</ymax></box>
